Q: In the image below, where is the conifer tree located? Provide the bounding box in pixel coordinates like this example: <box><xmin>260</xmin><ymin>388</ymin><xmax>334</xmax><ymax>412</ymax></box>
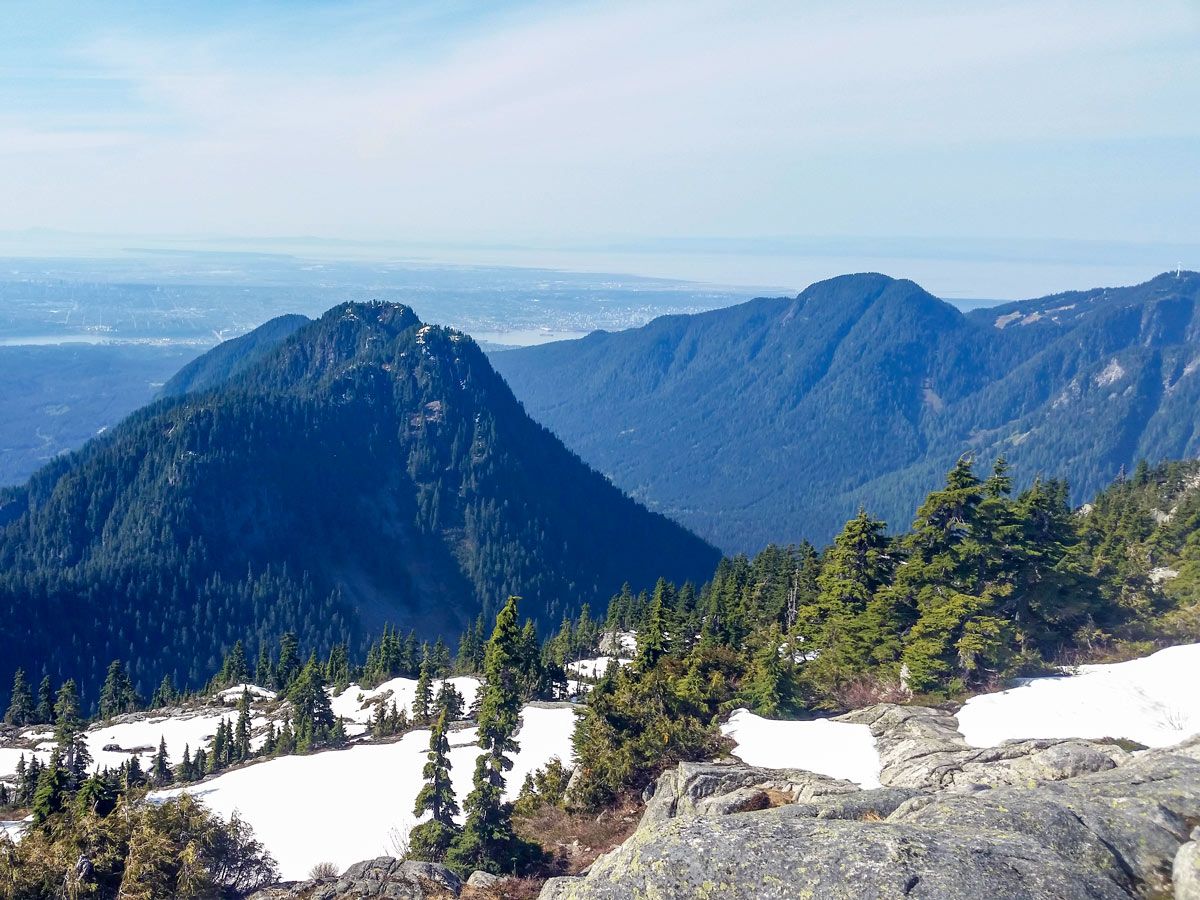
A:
<box><xmin>150</xmin><ymin>673</ymin><xmax>176</xmax><ymax>709</ymax></box>
<box><xmin>234</xmin><ymin>690</ymin><xmax>253</xmax><ymax>761</ymax></box>
<box><xmin>75</xmin><ymin>773</ymin><xmax>115</xmax><ymax>817</ymax></box>
<box><xmin>413</xmin><ymin>659</ymin><xmax>434</xmax><ymax>726</ymax></box>
<box><xmin>151</xmin><ymin>736</ymin><xmax>171</xmax><ymax>786</ymax></box>
<box><xmin>32</xmin><ymin>751</ymin><xmax>68</xmax><ymax>825</ymax></box>
<box><xmin>177</xmin><ymin>745</ymin><xmax>194</xmax><ymax>783</ymax></box>
<box><xmin>409</xmin><ymin>708</ymin><xmax>461</xmax><ymax>862</ymax></box>
<box><xmin>99</xmin><ymin>659</ymin><xmax>139</xmax><ymax>718</ymax></box>
<box><xmin>255</xmin><ymin>644</ymin><xmax>274</xmax><ymax>688</ymax></box>
<box><xmin>431</xmin><ymin>637</ymin><xmax>452</xmax><ymax>678</ymax></box>
<box><xmin>4</xmin><ymin>669</ymin><xmax>34</xmax><ymax>725</ymax></box>
<box><xmin>222</xmin><ymin>641</ymin><xmax>249</xmax><ymax>686</ymax></box>
<box><xmin>276</xmin><ymin>632</ymin><xmax>300</xmax><ymax>690</ymax></box>
<box><xmin>35</xmin><ymin>675</ymin><xmax>54</xmax><ymax>724</ymax></box>
<box><xmin>446</xmin><ymin>596</ymin><xmax>541</xmax><ymax>876</ymax></box>
<box><xmin>435</xmin><ymin>681</ymin><xmax>464</xmax><ymax>721</ymax></box>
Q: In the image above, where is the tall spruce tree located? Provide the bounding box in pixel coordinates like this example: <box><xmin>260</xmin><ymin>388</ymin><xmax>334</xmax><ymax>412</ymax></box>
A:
<box><xmin>409</xmin><ymin>708</ymin><xmax>461</xmax><ymax>861</ymax></box>
<box><xmin>35</xmin><ymin>675</ymin><xmax>54</xmax><ymax>725</ymax></box>
<box><xmin>413</xmin><ymin>659</ymin><xmax>434</xmax><ymax>726</ymax></box>
<box><xmin>4</xmin><ymin>669</ymin><xmax>35</xmax><ymax>725</ymax></box>
<box><xmin>446</xmin><ymin>596</ymin><xmax>541</xmax><ymax>876</ymax></box>
<box><xmin>98</xmin><ymin>659</ymin><xmax>139</xmax><ymax>718</ymax></box>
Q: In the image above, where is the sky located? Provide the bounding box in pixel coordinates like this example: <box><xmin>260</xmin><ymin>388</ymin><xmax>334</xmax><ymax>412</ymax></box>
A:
<box><xmin>1</xmin><ymin>0</ymin><xmax>1198</xmax><ymax>293</ymax></box>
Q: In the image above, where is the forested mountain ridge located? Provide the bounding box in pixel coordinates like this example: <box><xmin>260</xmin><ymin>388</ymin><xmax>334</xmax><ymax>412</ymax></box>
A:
<box><xmin>159</xmin><ymin>313</ymin><xmax>310</xmax><ymax>397</ymax></box>
<box><xmin>492</xmin><ymin>271</ymin><xmax>1200</xmax><ymax>552</ymax></box>
<box><xmin>0</xmin><ymin>302</ymin><xmax>719</xmax><ymax>705</ymax></box>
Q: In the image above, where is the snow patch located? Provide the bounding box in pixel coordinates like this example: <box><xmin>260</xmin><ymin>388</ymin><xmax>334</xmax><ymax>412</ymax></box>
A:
<box><xmin>217</xmin><ymin>684</ymin><xmax>277</xmax><ymax>703</ymax></box>
<box><xmin>721</xmin><ymin>709</ymin><xmax>881</xmax><ymax>789</ymax></box>
<box><xmin>566</xmin><ymin>658</ymin><xmax>631</xmax><ymax>679</ymax></box>
<box><xmin>152</xmin><ymin>705</ymin><xmax>575</xmax><ymax>881</ymax></box>
<box><xmin>329</xmin><ymin>676</ymin><xmax>481</xmax><ymax>735</ymax></box>
<box><xmin>994</xmin><ymin>312</ymin><xmax>1022</xmax><ymax>329</ymax></box>
<box><xmin>957</xmin><ymin>642</ymin><xmax>1200</xmax><ymax>749</ymax></box>
<box><xmin>1094</xmin><ymin>358</ymin><xmax>1125</xmax><ymax>387</ymax></box>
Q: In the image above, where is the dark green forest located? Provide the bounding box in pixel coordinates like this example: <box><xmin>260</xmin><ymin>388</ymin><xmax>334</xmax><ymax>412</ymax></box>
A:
<box><xmin>0</xmin><ymin>303</ymin><xmax>718</xmax><ymax>709</ymax></box>
<box><xmin>566</xmin><ymin>455</ymin><xmax>1200</xmax><ymax>806</ymax></box>
<box><xmin>492</xmin><ymin>271</ymin><xmax>1200</xmax><ymax>553</ymax></box>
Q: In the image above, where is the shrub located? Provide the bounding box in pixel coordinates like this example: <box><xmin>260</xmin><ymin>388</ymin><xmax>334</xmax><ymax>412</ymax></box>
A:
<box><xmin>309</xmin><ymin>860</ymin><xmax>339</xmax><ymax>880</ymax></box>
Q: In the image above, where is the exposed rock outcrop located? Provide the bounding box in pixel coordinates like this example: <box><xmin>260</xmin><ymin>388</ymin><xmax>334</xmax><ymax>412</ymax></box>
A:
<box><xmin>543</xmin><ymin>741</ymin><xmax>1200</xmax><ymax>899</ymax></box>
<box><xmin>542</xmin><ymin>701</ymin><xmax>1200</xmax><ymax>900</ymax></box>
<box><xmin>837</xmin><ymin>703</ymin><xmax>1129</xmax><ymax>789</ymax></box>
<box><xmin>639</xmin><ymin>760</ymin><xmax>861</xmax><ymax>830</ymax></box>
<box><xmin>1176</xmin><ymin>826</ymin><xmax>1200</xmax><ymax>900</ymax></box>
<box><xmin>251</xmin><ymin>858</ymin><xmax>462</xmax><ymax>900</ymax></box>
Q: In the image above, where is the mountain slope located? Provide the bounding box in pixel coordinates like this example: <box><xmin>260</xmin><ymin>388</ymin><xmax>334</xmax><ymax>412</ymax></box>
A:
<box><xmin>160</xmin><ymin>313</ymin><xmax>310</xmax><ymax>397</ymax></box>
<box><xmin>492</xmin><ymin>271</ymin><xmax>1200</xmax><ymax>552</ymax></box>
<box><xmin>0</xmin><ymin>303</ymin><xmax>719</xmax><ymax>701</ymax></box>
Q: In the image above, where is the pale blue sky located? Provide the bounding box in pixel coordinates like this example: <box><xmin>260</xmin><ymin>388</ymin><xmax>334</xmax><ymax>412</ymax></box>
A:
<box><xmin>2</xmin><ymin>0</ymin><xmax>1198</xmax><ymax>288</ymax></box>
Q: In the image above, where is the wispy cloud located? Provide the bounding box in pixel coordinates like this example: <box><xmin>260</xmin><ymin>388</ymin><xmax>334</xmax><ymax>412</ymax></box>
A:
<box><xmin>2</xmin><ymin>0</ymin><xmax>1198</xmax><ymax>245</ymax></box>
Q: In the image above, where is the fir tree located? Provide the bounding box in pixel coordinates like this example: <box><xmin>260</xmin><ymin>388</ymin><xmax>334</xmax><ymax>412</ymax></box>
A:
<box><xmin>150</xmin><ymin>673</ymin><xmax>176</xmax><ymax>709</ymax></box>
<box><xmin>31</xmin><ymin>751</ymin><xmax>69</xmax><ymax>825</ymax></box>
<box><xmin>409</xmin><ymin>708</ymin><xmax>461</xmax><ymax>862</ymax></box>
<box><xmin>234</xmin><ymin>689</ymin><xmax>253</xmax><ymax>761</ymax></box>
<box><xmin>151</xmin><ymin>736</ymin><xmax>171</xmax><ymax>786</ymax></box>
<box><xmin>413</xmin><ymin>659</ymin><xmax>434</xmax><ymax>726</ymax></box>
<box><xmin>221</xmin><ymin>640</ymin><xmax>249</xmax><ymax>686</ymax></box>
<box><xmin>35</xmin><ymin>675</ymin><xmax>54</xmax><ymax>725</ymax></box>
<box><xmin>435</xmin><ymin>680</ymin><xmax>465</xmax><ymax>721</ymax></box>
<box><xmin>446</xmin><ymin>596</ymin><xmax>541</xmax><ymax>876</ymax></box>
<box><xmin>177</xmin><ymin>744</ymin><xmax>194</xmax><ymax>783</ymax></box>
<box><xmin>98</xmin><ymin>659</ymin><xmax>140</xmax><ymax>718</ymax></box>
<box><xmin>4</xmin><ymin>669</ymin><xmax>34</xmax><ymax>726</ymax></box>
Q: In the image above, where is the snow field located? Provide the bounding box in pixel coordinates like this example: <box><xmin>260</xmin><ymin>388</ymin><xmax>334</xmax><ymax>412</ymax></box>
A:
<box><xmin>721</xmin><ymin>708</ymin><xmax>882</xmax><ymax>789</ymax></box>
<box><xmin>957</xmin><ymin>641</ymin><xmax>1200</xmax><ymax>748</ymax></box>
<box><xmin>84</xmin><ymin>710</ymin><xmax>271</xmax><ymax>772</ymax></box>
<box><xmin>152</xmin><ymin>704</ymin><xmax>576</xmax><ymax>880</ymax></box>
<box><xmin>329</xmin><ymin>676</ymin><xmax>481</xmax><ymax>736</ymax></box>
<box><xmin>0</xmin><ymin>747</ymin><xmax>50</xmax><ymax>779</ymax></box>
<box><xmin>565</xmin><ymin>657</ymin><xmax>630</xmax><ymax>679</ymax></box>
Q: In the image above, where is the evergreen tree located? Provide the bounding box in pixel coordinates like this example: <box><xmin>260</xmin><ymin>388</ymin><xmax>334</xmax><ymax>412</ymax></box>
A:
<box><xmin>151</xmin><ymin>736</ymin><xmax>172</xmax><ymax>786</ymax></box>
<box><xmin>98</xmin><ymin>659</ymin><xmax>140</xmax><ymax>718</ymax></box>
<box><xmin>221</xmin><ymin>640</ymin><xmax>249</xmax><ymax>686</ymax></box>
<box><xmin>35</xmin><ymin>675</ymin><xmax>54</xmax><ymax>724</ymax></box>
<box><xmin>31</xmin><ymin>751</ymin><xmax>69</xmax><ymax>825</ymax></box>
<box><xmin>234</xmin><ymin>690</ymin><xmax>253</xmax><ymax>761</ymax></box>
<box><xmin>435</xmin><ymin>680</ymin><xmax>464</xmax><ymax>721</ymax></box>
<box><xmin>413</xmin><ymin>659</ymin><xmax>434</xmax><ymax>726</ymax></box>
<box><xmin>177</xmin><ymin>744</ymin><xmax>194</xmax><ymax>783</ymax></box>
<box><xmin>150</xmin><ymin>673</ymin><xmax>177</xmax><ymax>709</ymax></box>
<box><xmin>409</xmin><ymin>708</ymin><xmax>461</xmax><ymax>862</ymax></box>
<box><xmin>446</xmin><ymin>597</ymin><xmax>541</xmax><ymax>876</ymax></box>
<box><xmin>74</xmin><ymin>774</ymin><xmax>116</xmax><ymax>817</ymax></box>
<box><xmin>4</xmin><ymin>669</ymin><xmax>34</xmax><ymax>726</ymax></box>
<box><xmin>276</xmin><ymin>633</ymin><xmax>300</xmax><ymax>690</ymax></box>
<box><xmin>288</xmin><ymin>655</ymin><xmax>335</xmax><ymax>747</ymax></box>
<box><xmin>255</xmin><ymin>644</ymin><xmax>275</xmax><ymax>688</ymax></box>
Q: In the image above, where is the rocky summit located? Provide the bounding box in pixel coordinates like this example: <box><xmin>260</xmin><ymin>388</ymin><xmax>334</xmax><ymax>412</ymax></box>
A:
<box><xmin>538</xmin><ymin>703</ymin><xmax>1200</xmax><ymax>900</ymax></box>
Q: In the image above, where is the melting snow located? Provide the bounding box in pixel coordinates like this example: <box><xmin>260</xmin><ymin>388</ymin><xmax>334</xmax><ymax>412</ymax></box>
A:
<box><xmin>329</xmin><ymin>676</ymin><xmax>481</xmax><ymax>736</ymax></box>
<box><xmin>957</xmin><ymin>642</ymin><xmax>1200</xmax><ymax>748</ymax></box>
<box><xmin>566</xmin><ymin>658</ymin><xmax>631</xmax><ymax>679</ymax></box>
<box><xmin>1094</xmin><ymin>358</ymin><xmax>1126</xmax><ymax>387</ymax></box>
<box><xmin>721</xmin><ymin>709</ymin><xmax>881</xmax><ymax>789</ymax></box>
<box><xmin>152</xmin><ymin>705</ymin><xmax>575</xmax><ymax>880</ymax></box>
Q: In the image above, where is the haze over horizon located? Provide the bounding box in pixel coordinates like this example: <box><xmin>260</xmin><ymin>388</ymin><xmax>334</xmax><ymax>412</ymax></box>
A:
<box><xmin>2</xmin><ymin>1</ymin><xmax>1198</xmax><ymax>297</ymax></box>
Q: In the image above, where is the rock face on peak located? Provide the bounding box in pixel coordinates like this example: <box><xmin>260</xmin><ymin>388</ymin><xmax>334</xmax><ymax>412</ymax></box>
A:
<box><xmin>0</xmin><ymin>302</ymin><xmax>719</xmax><ymax>703</ymax></box>
<box><xmin>542</xmin><ymin>709</ymin><xmax>1200</xmax><ymax>900</ymax></box>
<box><xmin>494</xmin><ymin>271</ymin><xmax>1200</xmax><ymax>551</ymax></box>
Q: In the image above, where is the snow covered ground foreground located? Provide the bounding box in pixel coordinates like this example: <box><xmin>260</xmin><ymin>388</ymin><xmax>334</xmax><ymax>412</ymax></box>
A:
<box><xmin>722</xmin><ymin>709</ymin><xmax>882</xmax><ymax>788</ymax></box>
<box><xmin>153</xmin><ymin>705</ymin><xmax>575</xmax><ymax>880</ymax></box>
<box><xmin>958</xmin><ymin>641</ymin><xmax>1200</xmax><ymax>748</ymax></box>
